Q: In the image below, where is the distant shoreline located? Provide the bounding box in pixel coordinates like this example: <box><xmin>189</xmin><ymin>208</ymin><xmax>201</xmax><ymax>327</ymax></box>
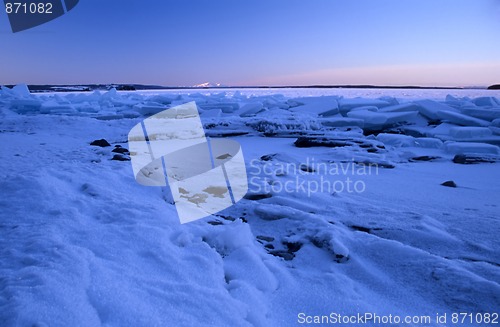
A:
<box><xmin>3</xmin><ymin>84</ymin><xmax>491</xmax><ymax>93</ymax></box>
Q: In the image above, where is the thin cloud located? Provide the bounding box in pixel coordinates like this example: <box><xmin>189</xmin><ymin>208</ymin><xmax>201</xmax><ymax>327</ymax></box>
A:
<box><xmin>256</xmin><ymin>62</ymin><xmax>500</xmax><ymax>87</ymax></box>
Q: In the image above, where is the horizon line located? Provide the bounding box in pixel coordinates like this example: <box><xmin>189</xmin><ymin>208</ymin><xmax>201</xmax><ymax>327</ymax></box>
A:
<box><xmin>5</xmin><ymin>83</ymin><xmax>499</xmax><ymax>92</ymax></box>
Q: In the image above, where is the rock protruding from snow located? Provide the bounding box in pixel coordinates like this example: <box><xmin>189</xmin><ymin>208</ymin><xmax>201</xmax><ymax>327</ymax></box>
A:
<box><xmin>90</xmin><ymin>139</ymin><xmax>111</xmax><ymax>147</ymax></box>
<box><xmin>112</xmin><ymin>146</ymin><xmax>130</xmax><ymax>154</ymax></box>
<box><xmin>441</xmin><ymin>181</ymin><xmax>457</xmax><ymax>188</ymax></box>
<box><xmin>111</xmin><ymin>154</ymin><xmax>131</xmax><ymax>161</ymax></box>
<box><xmin>452</xmin><ymin>154</ymin><xmax>499</xmax><ymax>164</ymax></box>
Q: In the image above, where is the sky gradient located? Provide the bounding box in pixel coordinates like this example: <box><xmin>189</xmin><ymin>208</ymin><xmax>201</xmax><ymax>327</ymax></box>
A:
<box><xmin>1</xmin><ymin>0</ymin><xmax>499</xmax><ymax>87</ymax></box>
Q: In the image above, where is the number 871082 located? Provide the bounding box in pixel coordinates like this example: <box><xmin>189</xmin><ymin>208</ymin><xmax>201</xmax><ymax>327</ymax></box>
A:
<box><xmin>5</xmin><ymin>2</ymin><xmax>53</xmax><ymax>14</ymax></box>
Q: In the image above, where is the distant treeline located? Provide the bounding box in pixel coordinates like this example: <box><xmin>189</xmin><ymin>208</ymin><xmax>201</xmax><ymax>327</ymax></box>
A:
<box><xmin>4</xmin><ymin>84</ymin><xmax>497</xmax><ymax>93</ymax></box>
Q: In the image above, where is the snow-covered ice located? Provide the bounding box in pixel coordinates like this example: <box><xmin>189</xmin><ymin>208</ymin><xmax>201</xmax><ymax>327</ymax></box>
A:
<box><xmin>1</xmin><ymin>86</ymin><xmax>499</xmax><ymax>326</ymax></box>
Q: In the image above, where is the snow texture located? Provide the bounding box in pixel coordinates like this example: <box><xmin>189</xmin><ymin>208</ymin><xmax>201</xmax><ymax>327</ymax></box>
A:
<box><xmin>1</xmin><ymin>85</ymin><xmax>499</xmax><ymax>326</ymax></box>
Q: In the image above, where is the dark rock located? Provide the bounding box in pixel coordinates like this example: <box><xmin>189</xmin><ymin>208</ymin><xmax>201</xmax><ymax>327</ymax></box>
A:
<box><xmin>350</xmin><ymin>225</ymin><xmax>372</xmax><ymax>233</ymax></box>
<box><xmin>294</xmin><ymin>137</ymin><xmax>349</xmax><ymax>148</ymax></box>
<box><xmin>216</xmin><ymin>215</ymin><xmax>235</xmax><ymax>221</ymax></box>
<box><xmin>335</xmin><ymin>254</ymin><xmax>349</xmax><ymax>263</ymax></box>
<box><xmin>294</xmin><ymin>137</ymin><xmax>386</xmax><ymax>155</ymax></box>
<box><xmin>207</xmin><ymin>220</ymin><xmax>223</xmax><ymax>226</ymax></box>
<box><xmin>90</xmin><ymin>139</ymin><xmax>111</xmax><ymax>147</ymax></box>
<box><xmin>441</xmin><ymin>180</ymin><xmax>457</xmax><ymax>188</ymax></box>
<box><xmin>243</xmin><ymin>193</ymin><xmax>272</xmax><ymax>200</ymax></box>
<box><xmin>206</xmin><ymin>131</ymin><xmax>249</xmax><ymax>137</ymax></box>
<box><xmin>111</xmin><ymin>154</ymin><xmax>131</xmax><ymax>161</ymax></box>
<box><xmin>354</xmin><ymin>161</ymin><xmax>395</xmax><ymax>169</ymax></box>
<box><xmin>264</xmin><ymin>244</ymin><xmax>275</xmax><ymax>249</ymax></box>
<box><xmin>487</xmin><ymin>84</ymin><xmax>500</xmax><ymax>90</ymax></box>
<box><xmin>299</xmin><ymin>164</ymin><xmax>315</xmax><ymax>173</ymax></box>
<box><xmin>410</xmin><ymin>156</ymin><xmax>440</xmax><ymax>162</ymax></box>
<box><xmin>311</xmin><ymin>237</ymin><xmax>350</xmax><ymax>263</ymax></box>
<box><xmin>453</xmin><ymin>154</ymin><xmax>496</xmax><ymax>164</ymax></box>
<box><xmin>311</xmin><ymin>238</ymin><xmax>326</xmax><ymax>248</ymax></box>
<box><xmin>284</xmin><ymin>241</ymin><xmax>303</xmax><ymax>253</ymax></box>
<box><xmin>363</xmin><ymin>129</ymin><xmax>385</xmax><ymax>136</ymax></box>
<box><xmin>269</xmin><ymin>251</ymin><xmax>294</xmax><ymax>261</ymax></box>
<box><xmin>453</xmin><ymin>154</ymin><xmax>468</xmax><ymax>164</ymax></box>
<box><xmin>257</xmin><ymin>235</ymin><xmax>275</xmax><ymax>242</ymax></box>
<box><xmin>375</xmin><ymin>162</ymin><xmax>395</xmax><ymax>169</ymax></box>
<box><xmin>112</xmin><ymin>147</ymin><xmax>130</xmax><ymax>154</ymax></box>
<box><xmin>260</xmin><ymin>154</ymin><xmax>277</xmax><ymax>161</ymax></box>
<box><xmin>216</xmin><ymin>153</ymin><xmax>232</xmax><ymax>160</ymax></box>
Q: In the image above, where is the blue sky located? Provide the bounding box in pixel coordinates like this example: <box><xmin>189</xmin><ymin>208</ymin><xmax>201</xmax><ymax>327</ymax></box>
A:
<box><xmin>1</xmin><ymin>0</ymin><xmax>499</xmax><ymax>86</ymax></box>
